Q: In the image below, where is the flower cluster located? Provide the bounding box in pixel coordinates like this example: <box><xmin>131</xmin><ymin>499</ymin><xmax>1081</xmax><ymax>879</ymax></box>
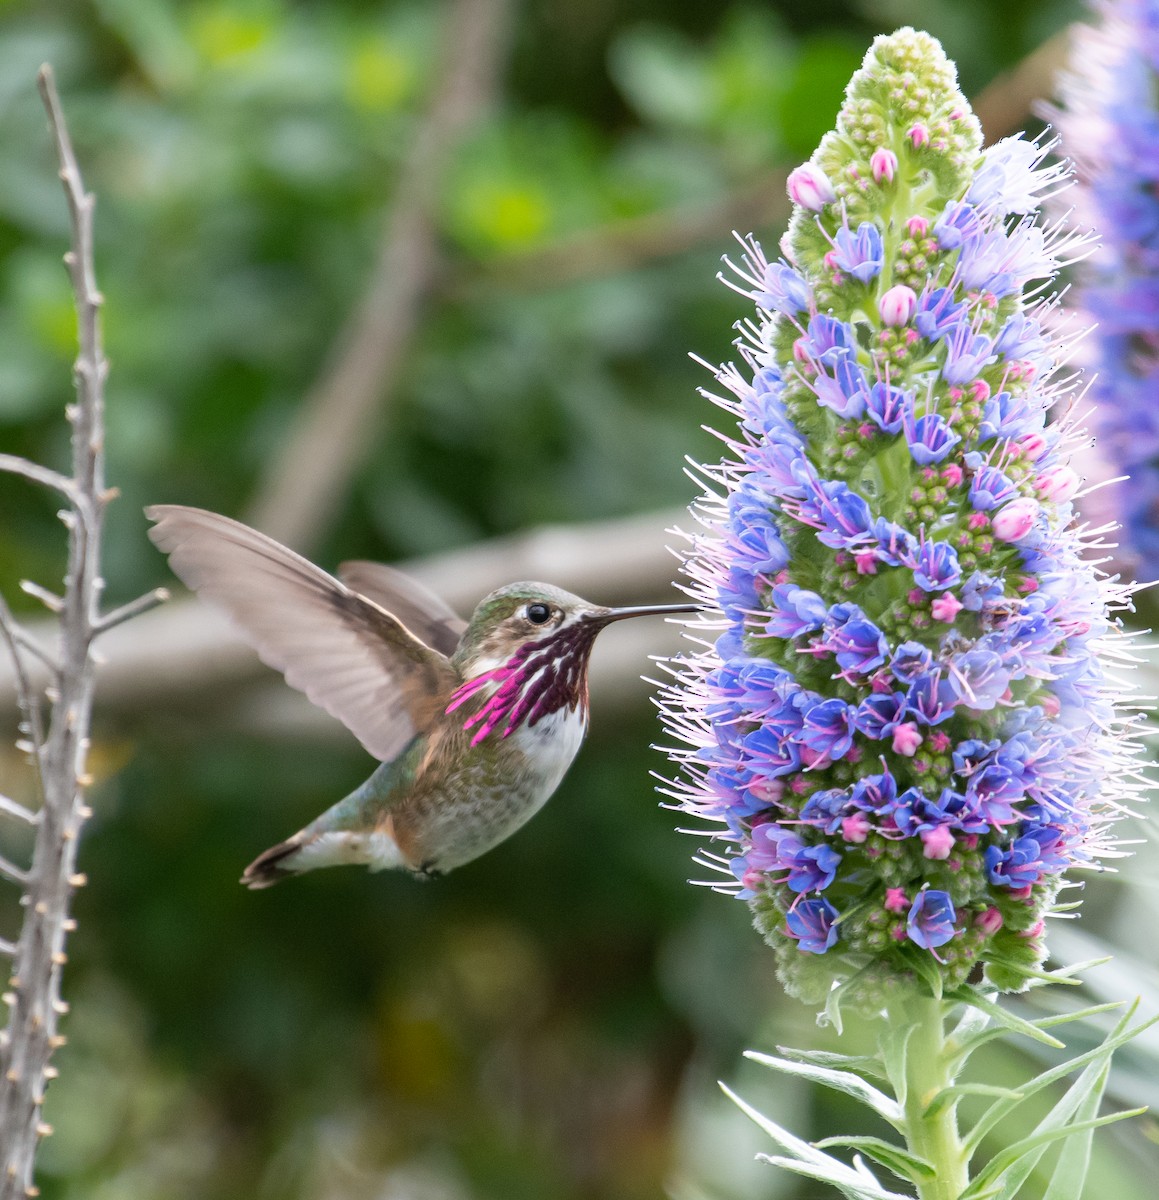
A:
<box><xmin>660</xmin><ymin>28</ymin><xmax>1143</xmax><ymax>1004</ymax></box>
<box><xmin>1047</xmin><ymin>0</ymin><xmax>1159</xmax><ymax>574</ymax></box>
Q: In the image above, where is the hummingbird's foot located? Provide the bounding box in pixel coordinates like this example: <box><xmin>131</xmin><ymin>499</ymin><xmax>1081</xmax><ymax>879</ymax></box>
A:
<box><xmin>415</xmin><ymin>860</ymin><xmax>444</xmax><ymax>880</ymax></box>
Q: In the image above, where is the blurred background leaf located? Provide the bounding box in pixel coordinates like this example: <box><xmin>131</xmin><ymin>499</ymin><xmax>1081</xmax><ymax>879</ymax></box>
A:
<box><xmin>3</xmin><ymin>0</ymin><xmax>1156</xmax><ymax>1197</ymax></box>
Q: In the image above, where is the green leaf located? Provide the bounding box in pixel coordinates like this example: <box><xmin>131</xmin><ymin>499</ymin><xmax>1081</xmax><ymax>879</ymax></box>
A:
<box><xmin>744</xmin><ymin>1050</ymin><xmax>904</xmax><ymax>1128</ymax></box>
<box><xmin>962</xmin><ymin>1003</ymin><xmax>1156</xmax><ymax>1157</ymax></box>
<box><xmin>1040</xmin><ymin>1060</ymin><xmax>1112</xmax><ymax>1200</ymax></box>
<box><xmin>722</xmin><ymin>1084</ymin><xmax>911</xmax><ymax>1200</ymax></box>
<box><xmin>878</xmin><ymin>1022</ymin><xmax>914</xmax><ymax>1110</ymax></box>
<box><xmin>960</xmin><ymin>1108</ymin><xmax>1147</xmax><ymax>1200</ymax></box>
<box><xmin>945</xmin><ymin>986</ymin><xmax>1066</xmax><ymax>1049</ymax></box>
<box><xmin>925</xmin><ymin>1083</ymin><xmax>1024</xmax><ymax>1119</ymax></box>
<box><xmin>950</xmin><ymin>1002</ymin><xmax>1125</xmax><ymax>1069</ymax></box>
<box><xmin>774</xmin><ymin>1045</ymin><xmax>889</xmax><ymax>1082</ymax></box>
<box><xmin>759</xmin><ymin>1155</ymin><xmax>912</xmax><ymax>1200</ymax></box>
<box><xmin>814</xmin><ymin>1136</ymin><xmax>937</xmax><ymax>1184</ymax></box>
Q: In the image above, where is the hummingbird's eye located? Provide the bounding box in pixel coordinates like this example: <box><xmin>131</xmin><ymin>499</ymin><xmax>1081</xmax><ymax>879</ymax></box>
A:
<box><xmin>525</xmin><ymin>602</ymin><xmax>552</xmax><ymax>625</ymax></box>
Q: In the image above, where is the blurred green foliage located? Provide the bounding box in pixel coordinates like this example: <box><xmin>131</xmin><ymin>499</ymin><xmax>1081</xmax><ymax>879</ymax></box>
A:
<box><xmin>3</xmin><ymin>0</ymin><xmax>1156</xmax><ymax>1198</ymax></box>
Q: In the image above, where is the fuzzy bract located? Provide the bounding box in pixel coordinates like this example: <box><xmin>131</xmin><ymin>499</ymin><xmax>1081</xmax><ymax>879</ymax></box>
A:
<box><xmin>658</xmin><ymin>28</ymin><xmax>1144</xmax><ymax>1006</ymax></box>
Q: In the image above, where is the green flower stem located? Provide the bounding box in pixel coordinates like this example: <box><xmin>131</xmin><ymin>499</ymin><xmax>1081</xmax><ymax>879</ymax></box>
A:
<box><xmin>893</xmin><ymin>995</ymin><xmax>969</xmax><ymax>1200</ymax></box>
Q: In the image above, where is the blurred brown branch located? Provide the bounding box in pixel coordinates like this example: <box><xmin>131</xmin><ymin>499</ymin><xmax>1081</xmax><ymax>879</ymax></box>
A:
<box><xmin>246</xmin><ymin>0</ymin><xmax>512</xmax><ymax>554</ymax></box>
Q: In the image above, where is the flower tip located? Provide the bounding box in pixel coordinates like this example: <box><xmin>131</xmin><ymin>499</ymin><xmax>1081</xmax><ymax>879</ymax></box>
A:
<box><xmin>992</xmin><ymin>497</ymin><xmax>1040</xmax><ymax>541</ymax></box>
<box><xmin>787</xmin><ymin>162</ymin><xmax>837</xmax><ymax>211</ymax></box>
<box><xmin>879</xmin><ymin>283</ymin><xmax>917</xmax><ymax>326</ymax></box>
<box><xmin>870</xmin><ymin>146</ymin><xmax>898</xmax><ymax>184</ymax></box>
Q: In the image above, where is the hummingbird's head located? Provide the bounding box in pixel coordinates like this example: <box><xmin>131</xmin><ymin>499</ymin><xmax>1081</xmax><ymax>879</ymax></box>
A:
<box><xmin>455</xmin><ymin>582</ymin><xmax>697</xmax><ymax>673</ymax></box>
<box><xmin>446</xmin><ymin>582</ymin><xmax>697</xmax><ymax>742</ymax></box>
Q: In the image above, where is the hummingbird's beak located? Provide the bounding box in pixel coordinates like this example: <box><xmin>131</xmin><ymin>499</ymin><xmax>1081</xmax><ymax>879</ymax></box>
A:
<box><xmin>593</xmin><ymin>601</ymin><xmax>700</xmax><ymax>625</ymax></box>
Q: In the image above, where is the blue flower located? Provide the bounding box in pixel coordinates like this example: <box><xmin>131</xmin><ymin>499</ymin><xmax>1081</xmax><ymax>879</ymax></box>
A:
<box><xmin>933</xmin><ymin>201</ymin><xmax>983</xmax><ymax>249</ymax></box>
<box><xmin>905</xmin><ymin>411</ymin><xmax>961</xmax><ymax>465</ymax></box>
<box><xmin>940</xmin><ymin>323</ymin><xmax>994</xmax><ymax>384</ymax></box>
<box><xmin>853</xmin><ymin>690</ymin><xmax>908</xmax><ymax>738</ymax></box>
<box><xmin>914</xmin><ymin>286</ymin><xmax>966</xmax><ymax>341</ymax></box>
<box><xmin>800</xmin><ymin>697</ymin><xmax>856</xmax><ymax>761</ymax></box>
<box><xmin>825</xmin><ymin>604</ymin><xmax>889</xmax><ymax>674</ymax></box>
<box><xmin>757</xmin><ymin>262</ymin><xmax>811</xmax><ymax>314</ymax></box>
<box><xmin>891</xmin><ymin>641</ymin><xmax>933</xmax><ymax>684</ymax></box>
<box><xmin>802</xmin><ymin>315</ymin><xmax>855</xmax><ymax>367</ymax></box>
<box><xmin>766</xmin><ymin>585</ymin><xmax>828</xmax><ymax>638</ymax></box>
<box><xmin>943</xmin><ymin>647</ymin><xmax>1009</xmax><ymax>710</ymax></box>
<box><xmin>786</xmin><ymin>898</ymin><xmax>840</xmax><ymax>953</ymax></box>
<box><xmin>968</xmin><ymin>463</ymin><xmax>1018</xmax><ymax>511</ymax></box>
<box><xmin>814</xmin><ymin>356</ymin><xmax>869</xmax><ymax>419</ymax></box>
<box><xmin>833</xmin><ymin>221</ymin><xmax>885</xmax><ymax>282</ymax></box>
<box><xmin>907</xmin><ymin>890</ymin><xmax>957</xmax><ymax>949</ymax></box>
<box><xmin>910</xmin><ymin>539</ymin><xmax>962</xmax><ymax>591</ymax></box>
<box><xmin>865</xmin><ymin>381</ymin><xmax>909</xmax><ymax>433</ymax></box>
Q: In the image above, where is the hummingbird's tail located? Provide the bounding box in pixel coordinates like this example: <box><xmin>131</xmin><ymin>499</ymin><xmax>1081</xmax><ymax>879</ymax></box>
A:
<box><xmin>240</xmin><ymin>815</ymin><xmax>409</xmax><ymax>888</ymax></box>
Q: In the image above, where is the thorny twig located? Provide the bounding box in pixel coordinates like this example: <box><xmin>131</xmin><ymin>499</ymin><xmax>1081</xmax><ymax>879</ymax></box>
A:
<box><xmin>0</xmin><ymin>66</ymin><xmax>164</xmax><ymax>1199</ymax></box>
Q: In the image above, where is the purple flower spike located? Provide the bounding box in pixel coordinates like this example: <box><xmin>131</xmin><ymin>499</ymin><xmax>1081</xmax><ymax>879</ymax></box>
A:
<box><xmin>907</xmin><ymin>890</ymin><xmax>957</xmax><ymax>949</ymax></box>
<box><xmin>785</xmin><ymin>898</ymin><xmax>840</xmax><ymax>953</ymax></box>
<box><xmin>662</xmin><ymin>27</ymin><xmax>1144</xmax><ymax>1003</ymax></box>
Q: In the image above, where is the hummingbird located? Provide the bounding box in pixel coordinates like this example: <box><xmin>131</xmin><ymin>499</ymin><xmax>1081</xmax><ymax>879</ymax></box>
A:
<box><xmin>145</xmin><ymin>505</ymin><xmax>697</xmax><ymax>888</ymax></box>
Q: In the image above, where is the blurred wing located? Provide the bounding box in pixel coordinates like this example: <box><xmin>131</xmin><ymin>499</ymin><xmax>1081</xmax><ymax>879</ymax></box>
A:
<box><xmin>337</xmin><ymin>560</ymin><xmax>466</xmax><ymax>657</ymax></box>
<box><xmin>145</xmin><ymin>505</ymin><xmax>459</xmax><ymax>763</ymax></box>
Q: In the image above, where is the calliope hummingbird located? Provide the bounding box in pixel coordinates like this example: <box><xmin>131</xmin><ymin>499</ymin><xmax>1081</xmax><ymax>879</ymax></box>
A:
<box><xmin>146</xmin><ymin>505</ymin><xmax>696</xmax><ymax>887</ymax></box>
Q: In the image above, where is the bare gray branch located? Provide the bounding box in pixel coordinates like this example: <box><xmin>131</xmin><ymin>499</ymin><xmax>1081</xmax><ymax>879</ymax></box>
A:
<box><xmin>0</xmin><ymin>64</ymin><xmax>114</xmax><ymax>1200</ymax></box>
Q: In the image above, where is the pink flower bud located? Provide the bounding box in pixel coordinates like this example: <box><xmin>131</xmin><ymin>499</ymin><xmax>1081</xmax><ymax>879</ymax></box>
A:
<box><xmin>975</xmin><ymin>906</ymin><xmax>1003</xmax><ymax>936</ymax></box>
<box><xmin>1018</xmin><ymin>432</ymin><xmax>1048</xmax><ymax>461</ymax></box>
<box><xmin>992</xmin><ymin>497</ymin><xmax>1040</xmax><ymax>542</ymax></box>
<box><xmin>841</xmin><ymin>813</ymin><xmax>871</xmax><ymax>843</ymax></box>
<box><xmin>931</xmin><ymin>592</ymin><xmax>963</xmax><ymax>623</ymax></box>
<box><xmin>908</xmin><ymin>123</ymin><xmax>929</xmax><ymax>148</ymax></box>
<box><xmin>870</xmin><ymin>146</ymin><xmax>898</xmax><ymax>183</ymax></box>
<box><xmin>741</xmin><ymin>868</ymin><xmax>764</xmax><ymax>892</ymax></box>
<box><xmin>878</xmin><ymin>283</ymin><xmax>917</xmax><ymax>326</ymax></box>
<box><xmin>929</xmin><ymin>731</ymin><xmax>951</xmax><ymax>753</ymax></box>
<box><xmin>1041</xmin><ymin>692</ymin><xmax>1061</xmax><ymax>718</ymax></box>
<box><xmin>787</xmin><ymin>162</ymin><xmax>836</xmax><ymax>211</ymax></box>
<box><xmin>748</xmin><ymin>777</ymin><xmax>784</xmax><ymax>804</ymax></box>
<box><xmin>1036</xmin><ymin>465</ymin><xmax>1080</xmax><ymax>502</ymax></box>
<box><xmin>905</xmin><ymin>215</ymin><xmax>929</xmax><ymax>237</ymax></box>
<box><xmin>920</xmin><ymin>826</ymin><xmax>955</xmax><ymax>859</ymax></box>
<box><xmin>892</xmin><ymin>722</ymin><xmax>923</xmax><ymax>756</ymax></box>
<box><xmin>941</xmin><ymin>463</ymin><xmax>963</xmax><ymax>487</ymax></box>
<box><xmin>884</xmin><ymin>887</ymin><xmax>908</xmax><ymax>913</ymax></box>
<box><xmin>854</xmin><ymin>551</ymin><xmax>878</xmax><ymax>575</ymax></box>
<box><xmin>969</xmin><ymin>379</ymin><xmax>991</xmax><ymax>403</ymax></box>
